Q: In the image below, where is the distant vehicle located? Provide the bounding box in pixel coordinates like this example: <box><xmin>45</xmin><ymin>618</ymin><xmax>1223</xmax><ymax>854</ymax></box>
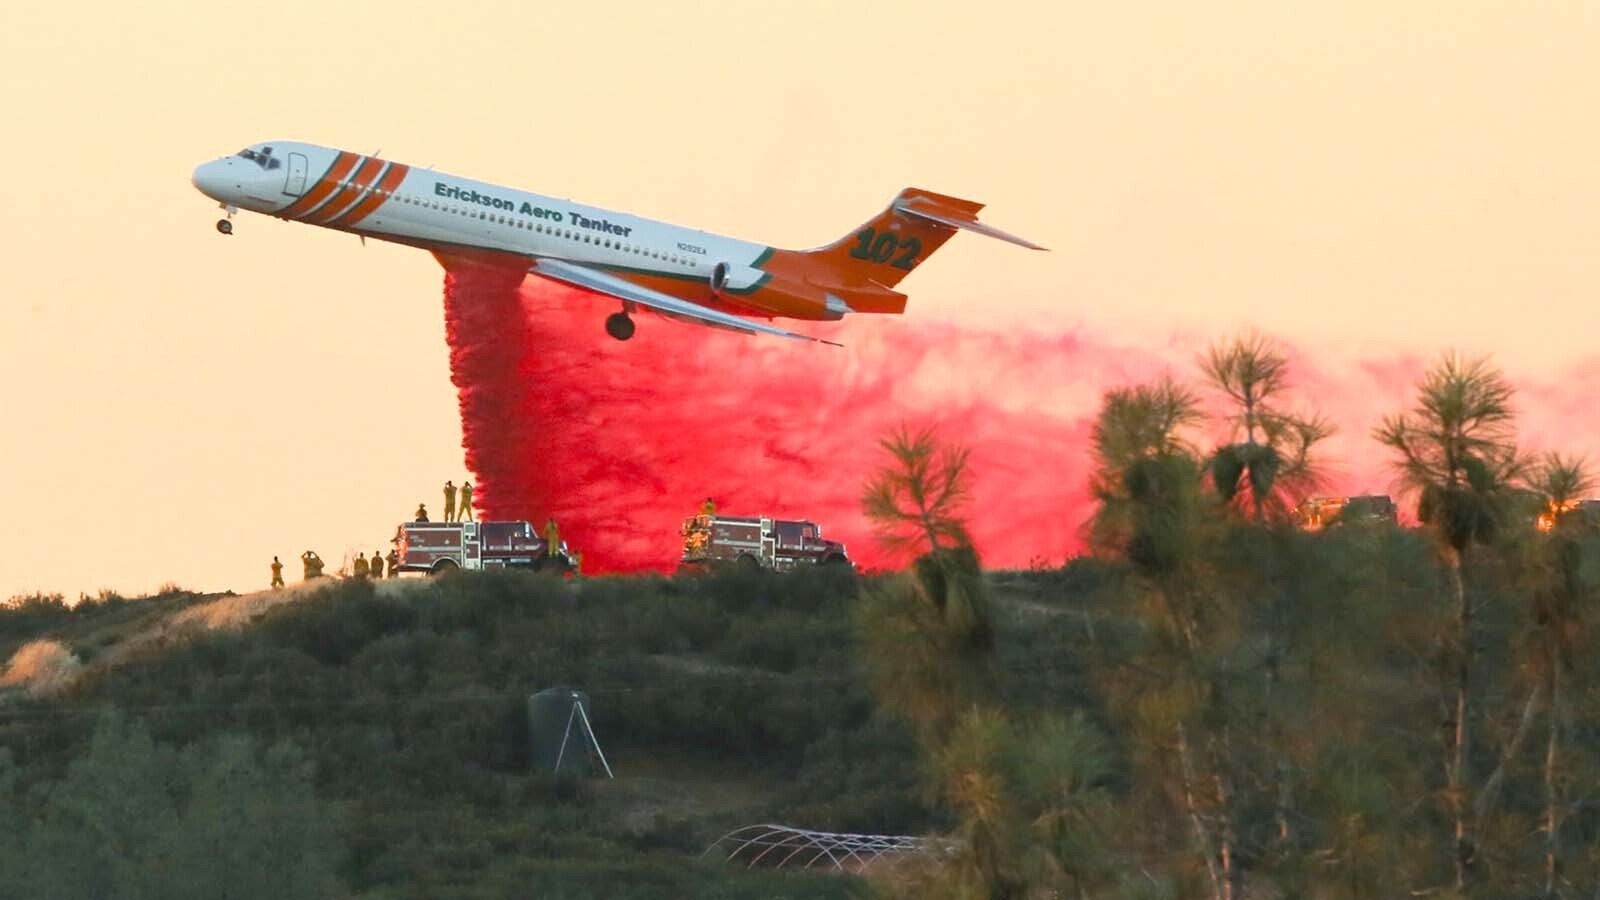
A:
<box><xmin>1294</xmin><ymin>495</ymin><xmax>1397</xmax><ymax>531</ymax></box>
<box><xmin>681</xmin><ymin>514</ymin><xmax>849</xmax><ymax>571</ymax></box>
<box><xmin>393</xmin><ymin>520</ymin><xmax>572</xmax><ymax>575</ymax></box>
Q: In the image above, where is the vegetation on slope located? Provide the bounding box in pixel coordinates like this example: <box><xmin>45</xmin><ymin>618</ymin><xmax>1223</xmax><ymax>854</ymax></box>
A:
<box><xmin>4</xmin><ymin>339</ymin><xmax>1600</xmax><ymax>898</ymax></box>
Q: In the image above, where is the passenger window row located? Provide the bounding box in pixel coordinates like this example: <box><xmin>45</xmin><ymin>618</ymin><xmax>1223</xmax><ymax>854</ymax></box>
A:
<box><xmin>371</xmin><ymin>190</ymin><xmax>694</xmax><ymax>266</ymax></box>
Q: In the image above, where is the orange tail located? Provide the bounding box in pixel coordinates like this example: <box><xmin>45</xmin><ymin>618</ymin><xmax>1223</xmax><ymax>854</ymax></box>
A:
<box><xmin>796</xmin><ymin>188</ymin><xmax>979</xmax><ymax>290</ymax></box>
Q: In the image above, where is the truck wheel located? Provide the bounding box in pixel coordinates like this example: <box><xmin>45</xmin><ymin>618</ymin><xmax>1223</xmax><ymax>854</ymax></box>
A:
<box><xmin>430</xmin><ymin>559</ymin><xmax>459</xmax><ymax>577</ymax></box>
<box><xmin>737</xmin><ymin>554</ymin><xmax>761</xmax><ymax>571</ymax></box>
<box><xmin>821</xmin><ymin>554</ymin><xmax>850</xmax><ymax>566</ymax></box>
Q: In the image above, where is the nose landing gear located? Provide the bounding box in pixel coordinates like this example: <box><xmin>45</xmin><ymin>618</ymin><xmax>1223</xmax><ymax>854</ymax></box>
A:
<box><xmin>215</xmin><ymin>203</ymin><xmax>237</xmax><ymax>236</ymax></box>
<box><xmin>604</xmin><ymin>312</ymin><xmax>636</xmax><ymax>341</ymax></box>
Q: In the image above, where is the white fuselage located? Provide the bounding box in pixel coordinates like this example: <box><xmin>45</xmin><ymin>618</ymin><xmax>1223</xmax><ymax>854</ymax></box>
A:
<box><xmin>191</xmin><ymin>137</ymin><xmax>1046</xmax><ymax>341</ymax></box>
<box><xmin>191</xmin><ymin>141</ymin><xmax>773</xmax><ymax>286</ymax></box>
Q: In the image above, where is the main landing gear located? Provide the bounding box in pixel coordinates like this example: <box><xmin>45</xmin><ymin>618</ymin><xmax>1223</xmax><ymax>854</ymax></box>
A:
<box><xmin>605</xmin><ymin>311</ymin><xmax>635</xmax><ymax>341</ymax></box>
<box><xmin>215</xmin><ymin>203</ymin><xmax>237</xmax><ymax>236</ymax></box>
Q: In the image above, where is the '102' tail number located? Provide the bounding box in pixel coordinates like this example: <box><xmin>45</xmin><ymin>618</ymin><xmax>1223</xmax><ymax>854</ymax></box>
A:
<box><xmin>849</xmin><ymin>228</ymin><xmax>921</xmax><ymax>270</ymax></box>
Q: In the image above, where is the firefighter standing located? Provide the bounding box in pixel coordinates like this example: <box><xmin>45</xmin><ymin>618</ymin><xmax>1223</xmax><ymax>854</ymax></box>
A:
<box><xmin>370</xmin><ymin>550</ymin><xmax>385</xmax><ymax>580</ymax></box>
<box><xmin>459</xmin><ymin>481</ymin><xmax>474</xmax><ymax>522</ymax></box>
<box><xmin>270</xmin><ymin>556</ymin><xmax>284</xmax><ymax>590</ymax></box>
<box><xmin>414</xmin><ymin>503</ymin><xmax>428</xmax><ymax>522</ymax></box>
<box><xmin>352</xmin><ymin>553</ymin><xmax>369</xmax><ymax>578</ymax></box>
<box><xmin>386</xmin><ymin>547</ymin><xmax>400</xmax><ymax>578</ymax></box>
<box><xmin>301</xmin><ymin>551</ymin><xmax>324</xmax><ymax>580</ymax></box>
<box><xmin>701</xmin><ymin>497</ymin><xmax>716</xmax><ymax>517</ymax></box>
<box><xmin>443</xmin><ymin>481</ymin><xmax>457</xmax><ymax>523</ymax></box>
<box><xmin>544</xmin><ymin>517</ymin><xmax>561</xmax><ymax>557</ymax></box>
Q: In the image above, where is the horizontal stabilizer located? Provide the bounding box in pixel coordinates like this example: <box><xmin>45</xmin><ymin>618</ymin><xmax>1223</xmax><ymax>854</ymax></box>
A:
<box><xmin>894</xmin><ymin>193</ymin><xmax>1048</xmax><ymax>251</ymax></box>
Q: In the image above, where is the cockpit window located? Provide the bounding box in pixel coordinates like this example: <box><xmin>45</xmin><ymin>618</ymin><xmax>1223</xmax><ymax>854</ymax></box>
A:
<box><xmin>234</xmin><ymin>148</ymin><xmax>281</xmax><ymax>170</ymax></box>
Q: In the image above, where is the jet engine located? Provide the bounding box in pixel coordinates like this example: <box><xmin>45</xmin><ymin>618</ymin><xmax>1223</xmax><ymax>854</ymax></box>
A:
<box><xmin>708</xmin><ymin>261</ymin><xmax>763</xmax><ymax>296</ymax></box>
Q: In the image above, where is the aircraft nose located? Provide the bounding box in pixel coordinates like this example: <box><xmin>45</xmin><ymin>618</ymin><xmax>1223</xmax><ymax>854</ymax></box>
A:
<box><xmin>191</xmin><ymin>160</ymin><xmax>231</xmax><ymax>200</ymax></box>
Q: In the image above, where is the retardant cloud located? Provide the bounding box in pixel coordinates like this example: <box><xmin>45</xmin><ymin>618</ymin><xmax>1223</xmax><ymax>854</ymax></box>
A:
<box><xmin>442</xmin><ymin>265</ymin><xmax>1596</xmax><ymax>572</ymax></box>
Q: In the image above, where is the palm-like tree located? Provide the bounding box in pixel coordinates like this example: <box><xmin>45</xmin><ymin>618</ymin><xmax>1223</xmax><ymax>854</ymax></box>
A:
<box><xmin>863</xmin><ymin>425</ymin><xmax>973</xmax><ymax>558</ymax></box>
<box><xmin>1374</xmin><ymin>353</ymin><xmax>1521</xmax><ymax>891</ymax></box>
<box><xmin>1089</xmin><ymin>377</ymin><xmax>1205</xmax><ymax>571</ymax></box>
<box><xmin>1090</xmin><ymin>379</ymin><xmax>1245</xmax><ymax>899</ymax></box>
<box><xmin>1518</xmin><ymin>454</ymin><xmax>1595</xmax><ymax>897</ymax></box>
<box><xmin>859</xmin><ymin>425</ymin><xmax>991</xmax><ymax>712</ymax></box>
<box><xmin>859</xmin><ymin>426</ymin><xmax>1019</xmax><ymax>897</ymax></box>
<box><xmin>1201</xmin><ymin>333</ymin><xmax>1333</xmax><ymax>519</ymax></box>
<box><xmin>1200</xmin><ymin>335</ymin><xmax>1333</xmax><ymax>860</ymax></box>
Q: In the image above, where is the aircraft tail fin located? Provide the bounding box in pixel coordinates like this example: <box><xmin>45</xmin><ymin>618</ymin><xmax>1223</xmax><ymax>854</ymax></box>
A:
<box><xmin>792</xmin><ymin>188</ymin><xmax>1045</xmax><ymax>291</ymax></box>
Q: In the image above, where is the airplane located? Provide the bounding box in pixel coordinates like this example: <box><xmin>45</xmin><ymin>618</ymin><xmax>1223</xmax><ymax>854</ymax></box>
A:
<box><xmin>191</xmin><ymin>142</ymin><xmax>1044</xmax><ymax>345</ymax></box>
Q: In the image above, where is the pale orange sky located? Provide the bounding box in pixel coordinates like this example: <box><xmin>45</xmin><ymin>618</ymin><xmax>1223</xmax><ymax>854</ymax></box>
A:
<box><xmin>1</xmin><ymin>0</ymin><xmax>1597</xmax><ymax>598</ymax></box>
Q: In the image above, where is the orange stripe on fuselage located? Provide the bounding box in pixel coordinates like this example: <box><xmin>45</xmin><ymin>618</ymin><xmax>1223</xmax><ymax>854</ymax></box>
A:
<box><xmin>305</xmin><ymin>157</ymin><xmax>384</xmax><ymax>224</ymax></box>
<box><xmin>329</xmin><ymin>163</ymin><xmax>410</xmax><ymax>228</ymax></box>
<box><xmin>279</xmin><ymin>152</ymin><xmax>358</xmax><ymax>220</ymax></box>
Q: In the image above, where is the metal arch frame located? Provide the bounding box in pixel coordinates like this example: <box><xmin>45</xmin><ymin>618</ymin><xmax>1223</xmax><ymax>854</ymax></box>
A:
<box><xmin>702</xmin><ymin>823</ymin><xmax>945</xmax><ymax>874</ymax></box>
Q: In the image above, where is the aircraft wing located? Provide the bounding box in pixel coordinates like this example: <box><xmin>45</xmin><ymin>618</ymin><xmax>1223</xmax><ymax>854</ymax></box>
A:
<box><xmin>532</xmin><ymin>259</ymin><xmax>840</xmax><ymax>346</ymax></box>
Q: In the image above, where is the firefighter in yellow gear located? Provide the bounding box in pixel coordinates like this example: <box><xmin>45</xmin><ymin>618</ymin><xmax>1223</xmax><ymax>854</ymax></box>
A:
<box><xmin>270</xmin><ymin>556</ymin><xmax>284</xmax><ymax>589</ymax></box>
<box><xmin>443</xmin><ymin>481</ymin><xmax>457</xmax><ymax>523</ymax></box>
<box><xmin>369</xmin><ymin>550</ymin><xmax>385</xmax><ymax>580</ymax></box>
<box><xmin>700</xmin><ymin>497</ymin><xmax>716</xmax><ymax>517</ymax></box>
<box><xmin>386</xmin><ymin>548</ymin><xmax>400</xmax><ymax>578</ymax></box>
<box><xmin>414</xmin><ymin>503</ymin><xmax>428</xmax><ymax>522</ymax></box>
<box><xmin>459</xmin><ymin>482</ymin><xmax>474</xmax><ymax>522</ymax></box>
<box><xmin>352</xmin><ymin>554</ymin><xmax>369</xmax><ymax>578</ymax></box>
<box><xmin>301</xmin><ymin>551</ymin><xmax>324</xmax><ymax>580</ymax></box>
<box><xmin>544</xmin><ymin>518</ymin><xmax>561</xmax><ymax>558</ymax></box>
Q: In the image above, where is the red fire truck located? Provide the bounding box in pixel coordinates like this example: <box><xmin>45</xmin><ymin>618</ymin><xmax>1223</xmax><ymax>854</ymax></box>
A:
<box><xmin>1294</xmin><ymin>495</ymin><xmax>1397</xmax><ymax>531</ymax></box>
<box><xmin>392</xmin><ymin>520</ymin><xmax>572</xmax><ymax>575</ymax></box>
<box><xmin>680</xmin><ymin>514</ymin><xmax>849</xmax><ymax>571</ymax></box>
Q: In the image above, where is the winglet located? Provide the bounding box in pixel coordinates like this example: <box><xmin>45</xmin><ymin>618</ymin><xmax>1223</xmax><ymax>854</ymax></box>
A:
<box><xmin>894</xmin><ymin>192</ymin><xmax>1048</xmax><ymax>251</ymax></box>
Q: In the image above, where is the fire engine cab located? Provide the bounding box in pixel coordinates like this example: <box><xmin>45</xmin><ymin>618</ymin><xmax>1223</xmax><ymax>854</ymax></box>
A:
<box><xmin>680</xmin><ymin>514</ymin><xmax>849</xmax><ymax>571</ymax></box>
<box><xmin>393</xmin><ymin>520</ymin><xmax>572</xmax><ymax>575</ymax></box>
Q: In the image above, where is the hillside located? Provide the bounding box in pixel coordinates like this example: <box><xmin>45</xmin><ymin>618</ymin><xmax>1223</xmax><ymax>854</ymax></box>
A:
<box><xmin>0</xmin><ymin>566</ymin><xmax>1105</xmax><ymax>898</ymax></box>
<box><xmin>12</xmin><ymin>512</ymin><xmax>1597</xmax><ymax>899</ymax></box>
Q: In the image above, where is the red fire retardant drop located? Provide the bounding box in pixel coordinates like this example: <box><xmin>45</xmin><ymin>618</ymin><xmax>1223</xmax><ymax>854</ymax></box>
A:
<box><xmin>441</xmin><ymin>264</ymin><xmax>1593</xmax><ymax>573</ymax></box>
<box><xmin>441</xmin><ymin>265</ymin><xmax>1149</xmax><ymax>573</ymax></box>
